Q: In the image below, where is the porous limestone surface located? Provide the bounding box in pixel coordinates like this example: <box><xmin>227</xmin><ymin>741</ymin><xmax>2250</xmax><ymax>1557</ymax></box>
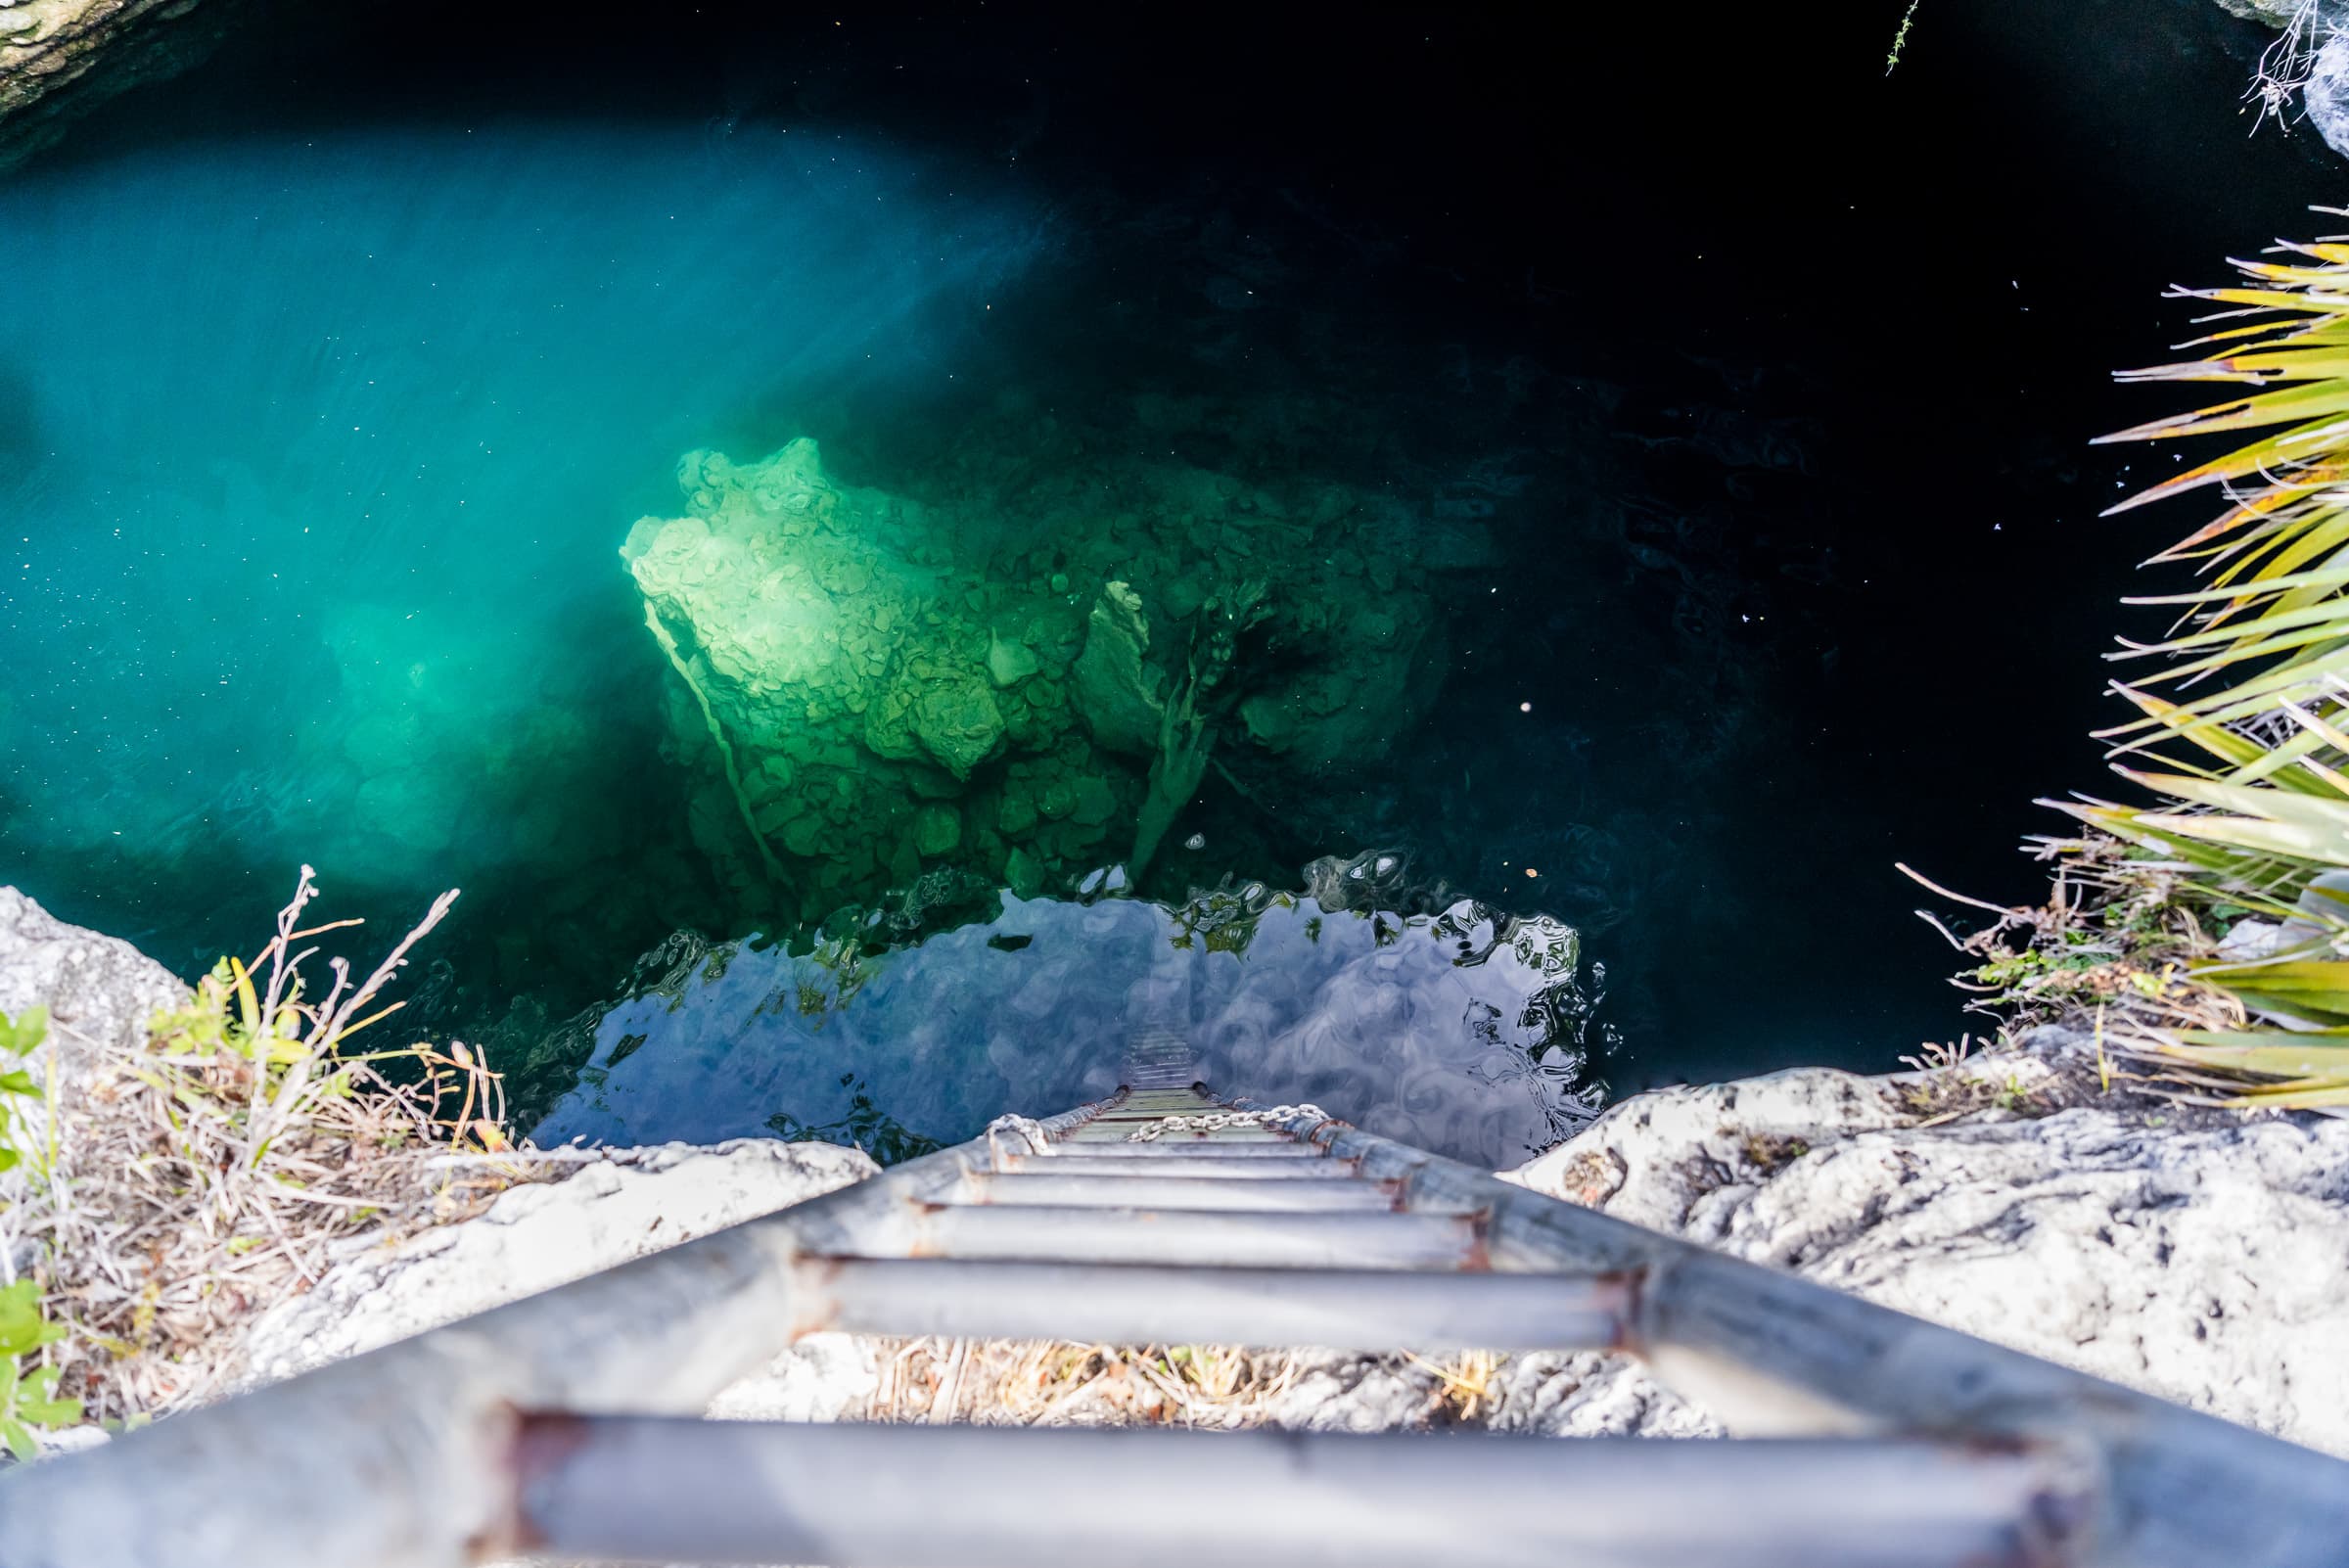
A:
<box><xmin>1508</xmin><ymin>1039</ymin><xmax>2349</xmax><ymax>1454</ymax></box>
<box><xmin>232</xmin><ymin>1138</ymin><xmax>879</xmax><ymax>1389</ymax></box>
<box><xmin>2214</xmin><ymin>0</ymin><xmax>2311</xmax><ymax>23</ymax></box>
<box><xmin>0</xmin><ymin>885</ymin><xmax>186</xmax><ymax>1059</ymax></box>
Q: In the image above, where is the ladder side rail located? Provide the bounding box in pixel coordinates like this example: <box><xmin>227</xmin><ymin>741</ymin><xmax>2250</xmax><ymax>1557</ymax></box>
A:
<box><xmin>0</xmin><ymin>1090</ymin><xmax>1128</xmax><ymax>1568</ymax></box>
<box><xmin>1232</xmin><ymin>1098</ymin><xmax>2349</xmax><ymax>1568</ymax></box>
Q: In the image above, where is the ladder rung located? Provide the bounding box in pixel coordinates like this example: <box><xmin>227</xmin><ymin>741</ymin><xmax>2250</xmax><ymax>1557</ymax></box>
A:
<box><xmin>1081</xmin><ymin>1111</ymin><xmax>1249</xmax><ymax>1125</ymax></box>
<box><xmin>1004</xmin><ymin>1155</ymin><xmax>1356</xmax><ymax>1178</ymax></box>
<box><xmin>795</xmin><ymin>1258</ymin><xmax>1625</xmax><ymax>1349</ymax></box>
<box><xmin>891</xmin><ymin>1205</ymin><xmax>1482</xmax><ymax>1268</ymax></box>
<box><xmin>511</xmin><ymin>1418</ymin><xmax>2078</xmax><ymax>1568</ymax></box>
<box><xmin>958</xmin><ymin>1173</ymin><xmax>1404</xmax><ymax>1212</ymax></box>
<box><xmin>1058</xmin><ymin>1127</ymin><xmax>1296</xmax><ymax>1144</ymax></box>
<box><xmin>1033</xmin><ymin>1140</ymin><xmax>1331</xmax><ymax>1159</ymax></box>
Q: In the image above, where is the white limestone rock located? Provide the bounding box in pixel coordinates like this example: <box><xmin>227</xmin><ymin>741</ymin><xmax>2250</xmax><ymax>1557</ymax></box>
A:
<box><xmin>232</xmin><ymin>1137</ymin><xmax>879</xmax><ymax>1390</ymax></box>
<box><xmin>0</xmin><ymin>885</ymin><xmax>185</xmax><ymax>1059</ymax></box>
<box><xmin>1506</xmin><ymin>1038</ymin><xmax>2349</xmax><ymax>1454</ymax></box>
<box><xmin>2301</xmin><ymin>28</ymin><xmax>2349</xmax><ymax>163</ymax></box>
<box><xmin>2216</xmin><ymin>0</ymin><xmax>2320</xmax><ymax>23</ymax></box>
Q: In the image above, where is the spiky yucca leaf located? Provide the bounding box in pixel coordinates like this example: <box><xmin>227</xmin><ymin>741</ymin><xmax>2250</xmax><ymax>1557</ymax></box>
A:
<box><xmin>2045</xmin><ymin>237</ymin><xmax>2349</xmax><ymax>1107</ymax></box>
<box><xmin>2129</xmin><ymin>1029</ymin><xmax>2349</xmax><ymax>1109</ymax></box>
<box><xmin>2096</xmin><ymin>239</ymin><xmax>2349</xmax><ymax>755</ymax></box>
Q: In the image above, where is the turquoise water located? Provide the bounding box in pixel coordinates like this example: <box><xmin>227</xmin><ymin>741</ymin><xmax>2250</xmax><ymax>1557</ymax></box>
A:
<box><xmin>2</xmin><ymin>123</ymin><xmax>1040</xmax><ymax>991</ymax></box>
<box><xmin>0</xmin><ymin>116</ymin><xmax>1631</xmax><ymax>1151</ymax></box>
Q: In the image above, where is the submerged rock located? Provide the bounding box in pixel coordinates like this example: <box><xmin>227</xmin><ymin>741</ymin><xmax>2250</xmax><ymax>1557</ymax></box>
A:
<box><xmin>622</xmin><ymin>435</ymin><xmax>1473</xmax><ymax>925</ymax></box>
<box><xmin>985</xmin><ymin>633</ymin><xmax>1039</xmax><ymax>688</ymax></box>
<box><xmin>1070</xmin><ymin>579</ymin><xmax>1166</xmax><ymax>757</ymax></box>
<box><xmin>0</xmin><ymin>0</ymin><xmax>244</xmax><ymax>171</ymax></box>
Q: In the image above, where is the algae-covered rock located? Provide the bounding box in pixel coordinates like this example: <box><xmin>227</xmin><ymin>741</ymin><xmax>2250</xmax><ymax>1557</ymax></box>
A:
<box><xmin>986</xmin><ymin>635</ymin><xmax>1039</xmax><ymax>688</ymax></box>
<box><xmin>624</xmin><ymin>428</ymin><xmax>1487</xmax><ymax>926</ymax></box>
<box><xmin>1003</xmin><ymin>846</ymin><xmax>1046</xmax><ymax>898</ymax></box>
<box><xmin>1071</xmin><ymin>581</ymin><xmax>1166</xmax><ymax>757</ymax></box>
<box><xmin>625</xmin><ymin>438</ymin><xmax>1091</xmax><ymax>923</ymax></box>
<box><xmin>911</xmin><ymin>678</ymin><xmax>1005</xmax><ymax>779</ymax></box>
<box><xmin>913</xmin><ymin>804</ymin><xmax>961</xmax><ymax>858</ymax></box>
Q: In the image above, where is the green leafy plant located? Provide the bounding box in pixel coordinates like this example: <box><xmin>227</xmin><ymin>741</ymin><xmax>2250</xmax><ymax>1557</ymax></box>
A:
<box><xmin>0</xmin><ymin>1009</ymin><xmax>79</xmax><ymax>1459</ymax></box>
<box><xmin>0</xmin><ymin>1279</ymin><xmax>78</xmax><ymax>1460</ymax></box>
<box><xmin>0</xmin><ymin>1005</ymin><xmax>53</xmax><ymax>1177</ymax></box>
<box><xmin>6</xmin><ymin>869</ymin><xmax>521</xmax><ymax>1427</ymax></box>
<box><xmin>2000</xmin><ymin>223</ymin><xmax>2349</xmax><ymax>1108</ymax></box>
<box><xmin>1885</xmin><ymin>0</ymin><xmax>1920</xmax><ymax>75</ymax></box>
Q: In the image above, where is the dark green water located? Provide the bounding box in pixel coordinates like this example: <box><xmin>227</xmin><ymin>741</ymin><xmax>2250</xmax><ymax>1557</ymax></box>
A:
<box><xmin>2</xmin><ymin>0</ymin><xmax>2336</xmax><ymax>1159</ymax></box>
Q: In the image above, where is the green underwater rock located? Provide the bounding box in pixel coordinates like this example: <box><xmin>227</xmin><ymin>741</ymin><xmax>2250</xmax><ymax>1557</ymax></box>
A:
<box><xmin>622</xmin><ymin>429</ymin><xmax>1484</xmax><ymax>925</ymax></box>
<box><xmin>911</xmin><ymin>677</ymin><xmax>1005</xmax><ymax>780</ymax></box>
<box><xmin>986</xmin><ymin>634</ymin><xmax>1039</xmax><ymax>688</ymax></box>
<box><xmin>1070</xmin><ymin>579</ymin><xmax>1166</xmax><ymax>758</ymax></box>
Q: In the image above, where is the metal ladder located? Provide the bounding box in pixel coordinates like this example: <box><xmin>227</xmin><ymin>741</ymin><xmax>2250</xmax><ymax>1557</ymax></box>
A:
<box><xmin>7</xmin><ymin>1038</ymin><xmax>2349</xmax><ymax>1568</ymax></box>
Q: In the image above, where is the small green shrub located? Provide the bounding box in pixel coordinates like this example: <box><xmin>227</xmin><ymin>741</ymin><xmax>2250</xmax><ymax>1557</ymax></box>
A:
<box><xmin>0</xmin><ymin>1279</ymin><xmax>77</xmax><ymax>1460</ymax></box>
<box><xmin>9</xmin><ymin>869</ymin><xmax>519</xmax><ymax>1427</ymax></box>
<box><xmin>0</xmin><ymin>1007</ymin><xmax>81</xmax><ymax>1458</ymax></box>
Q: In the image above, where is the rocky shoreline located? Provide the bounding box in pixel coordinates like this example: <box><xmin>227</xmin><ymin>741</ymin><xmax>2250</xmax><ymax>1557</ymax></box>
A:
<box><xmin>0</xmin><ymin>0</ymin><xmax>240</xmax><ymax>169</ymax></box>
<box><xmin>5</xmin><ymin>886</ymin><xmax>2340</xmax><ymax>1452</ymax></box>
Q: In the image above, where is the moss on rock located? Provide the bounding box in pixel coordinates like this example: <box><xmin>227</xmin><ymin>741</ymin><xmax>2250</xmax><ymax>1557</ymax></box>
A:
<box><xmin>623</xmin><ymin>430</ymin><xmax>1481</xmax><ymax>926</ymax></box>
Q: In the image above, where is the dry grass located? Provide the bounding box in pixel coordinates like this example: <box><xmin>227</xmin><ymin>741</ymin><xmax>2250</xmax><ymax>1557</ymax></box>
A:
<box><xmin>4</xmin><ymin>868</ymin><xmax>526</xmax><ymax>1425</ymax></box>
<box><xmin>1903</xmin><ymin>844</ymin><xmax>2246</xmax><ymax>1046</ymax></box>
<box><xmin>848</xmin><ymin>1338</ymin><xmax>1503</xmax><ymax>1430</ymax></box>
<box><xmin>1893</xmin><ymin>836</ymin><xmax>2336</xmax><ymax>1117</ymax></box>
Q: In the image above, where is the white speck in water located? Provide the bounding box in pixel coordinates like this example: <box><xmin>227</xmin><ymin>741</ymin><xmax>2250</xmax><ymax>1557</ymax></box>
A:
<box><xmin>1183</xmin><ymin>832</ymin><xmax>1206</xmax><ymax>851</ymax></box>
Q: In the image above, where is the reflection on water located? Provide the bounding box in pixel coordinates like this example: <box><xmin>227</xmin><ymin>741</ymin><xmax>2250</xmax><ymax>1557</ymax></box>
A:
<box><xmin>534</xmin><ymin>869</ymin><xmax>1607</xmax><ymax>1170</ymax></box>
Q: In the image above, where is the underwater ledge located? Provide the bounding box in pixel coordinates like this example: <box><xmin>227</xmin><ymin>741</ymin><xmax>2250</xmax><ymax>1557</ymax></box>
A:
<box><xmin>1</xmin><ymin>883</ymin><xmax>2343</xmax><ymax>1455</ymax></box>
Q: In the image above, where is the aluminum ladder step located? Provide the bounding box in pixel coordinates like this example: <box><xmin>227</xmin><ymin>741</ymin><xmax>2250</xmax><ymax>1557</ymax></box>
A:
<box><xmin>877</xmin><ymin>1204</ymin><xmax>1484</xmax><ymax>1268</ymax></box>
<box><xmin>508</xmin><ymin>1420</ymin><xmax>2085</xmax><ymax>1568</ymax></box>
<box><xmin>799</xmin><ymin>1259</ymin><xmax>1622</xmax><ymax>1346</ymax></box>
<box><xmin>26</xmin><ymin>1037</ymin><xmax>2337</xmax><ymax>1568</ymax></box>
<box><xmin>956</xmin><ymin>1171</ymin><xmax>1413</xmax><ymax>1212</ymax></box>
